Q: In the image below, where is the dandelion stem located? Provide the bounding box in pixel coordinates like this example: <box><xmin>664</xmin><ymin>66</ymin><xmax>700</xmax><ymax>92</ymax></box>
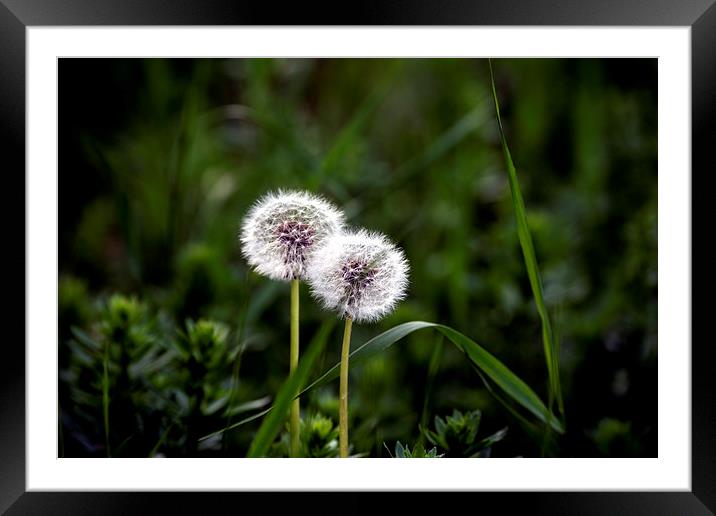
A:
<box><xmin>339</xmin><ymin>316</ymin><xmax>353</xmax><ymax>458</ymax></box>
<box><xmin>289</xmin><ymin>278</ymin><xmax>300</xmax><ymax>457</ymax></box>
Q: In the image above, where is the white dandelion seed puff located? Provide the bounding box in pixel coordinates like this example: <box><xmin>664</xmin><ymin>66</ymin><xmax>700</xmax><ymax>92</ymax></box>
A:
<box><xmin>239</xmin><ymin>190</ymin><xmax>345</xmax><ymax>281</ymax></box>
<box><xmin>307</xmin><ymin>229</ymin><xmax>409</xmax><ymax>323</ymax></box>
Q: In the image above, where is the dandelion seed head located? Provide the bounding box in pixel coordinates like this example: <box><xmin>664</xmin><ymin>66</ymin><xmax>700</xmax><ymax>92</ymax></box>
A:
<box><xmin>240</xmin><ymin>190</ymin><xmax>345</xmax><ymax>281</ymax></box>
<box><xmin>307</xmin><ymin>229</ymin><xmax>409</xmax><ymax>323</ymax></box>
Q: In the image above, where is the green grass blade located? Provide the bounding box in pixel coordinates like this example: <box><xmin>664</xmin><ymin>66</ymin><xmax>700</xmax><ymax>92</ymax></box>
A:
<box><xmin>471</xmin><ymin>365</ymin><xmax>542</xmax><ymax>439</ymax></box>
<box><xmin>435</xmin><ymin>324</ymin><xmax>562</xmax><ymax>433</ymax></box>
<box><xmin>488</xmin><ymin>60</ymin><xmax>564</xmax><ymax>419</ymax></box>
<box><xmin>225</xmin><ymin>395</ymin><xmax>273</xmax><ymax>417</ymax></box>
<box><xmin>149</xmin><ymin>423</ymin><xmax>174</xmax><ymax>457</ymax></box>
<box><xmin>246</xmin><ymin>320</ymin><xmax>333</xmax><ymax>457</ymax></box>
<box><xmin>199</xmin><ymin>407</ymin><xmax>272</xmax><ymax>442</ymax></box>
<box><xmin>203</xmin><ymin>319</ymin><xmax>563</xmax><ymax>440</ymax></box>
<box><xmin>300</xmin><ymin>321</ymin><xmax>434</xmax><ymax>395</ymax></box>
<box><xmin>302</xmin><ymin>321</ymin><xmax>563</xmax><ymax>433</ymax></box>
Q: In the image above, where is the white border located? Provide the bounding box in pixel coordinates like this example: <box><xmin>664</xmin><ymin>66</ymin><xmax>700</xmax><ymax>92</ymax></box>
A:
<box><xmin>27</xmin><ymin>27</ymin><xmax>691</xmax><ymax>491</ymax></box>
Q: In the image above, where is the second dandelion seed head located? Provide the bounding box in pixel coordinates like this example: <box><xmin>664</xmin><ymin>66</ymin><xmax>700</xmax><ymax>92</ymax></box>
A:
<box><xmin>308</xmin><ymin>229</ymin><xmax>409</xmax><ymax>323</ymax></box>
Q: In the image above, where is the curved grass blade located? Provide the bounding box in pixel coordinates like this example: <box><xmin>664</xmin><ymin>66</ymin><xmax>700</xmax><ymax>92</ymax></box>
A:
<box><xmin>199</xmin><ymin>407</ymin><xmax>272</xmax><ymax>443</ymax></box>
<box><xmin>299</xmin><ymin>321</ymin><xmax>433</xmax><ymax>395</ymax></box>
<box><xmin>436</xmin><ymin>324</ymin><xmax>562</xmax><ymax>433</ymax></box>
<box><xmin>200</xmin><ymin>324</ymin><xmax>433</xmax><ymax>442</ymax></box>
<box><xmin>225</xmin><ymin>395</ymin><xmax>273</xmax><ymax>417</ymax></box>
<box><xmin>203</xmin><ymin>320</ymin><xmax>563</xmax><ymax>441</ymax></box>
<box><xmin>301</xmin><ymin>321</ymin><xmax>563</xmax><ymax>433</ymax></box>
<box><xmin>488</xmin><ymin>59</ymin><xmax>564</xmax><ymax>420</ymax></box>
<box><xmin>246</xmin><ymin>320</ymin><xmax>333</xmax><ymax>457</ymax></box>
<box><xmin>471</xmin><ymin>365</ymin><xmax>543</xmax><ymax>442</ymax></box>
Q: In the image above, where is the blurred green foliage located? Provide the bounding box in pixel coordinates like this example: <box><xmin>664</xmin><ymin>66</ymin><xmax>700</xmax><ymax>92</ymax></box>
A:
<box><xmin>59</xmin><ymin>58</ymin><xmax>657</xmax><ymax>457</ymax></box>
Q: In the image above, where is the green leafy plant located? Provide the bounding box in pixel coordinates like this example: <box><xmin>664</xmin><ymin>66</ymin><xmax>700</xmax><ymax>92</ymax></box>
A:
<box><xmin>268</xmin><ymin>413</ymin><xmax>341</xmax><ymax>458</ymax></box>
<box><xmin>392</xmin><ymin>441</ymin><xmax>443</xmax><ymax>458</ymax></box>
<box><xmin>63</xmin><ymin>297</ymin><xmax>267</xmax><ymax>457</ymax></box>
<box><xmin>421</xmin><ymin>409</ymin><xmax>507</xmax><ymax>458</ymax></box>
<box><xmin>173</xmin><ymin>319</ymin><xmax>234</xmax><ymax>453</ymax></box>
<box><xmin>66</xmin><ymin>295</ymin><xmax>157</xmax><ymax>457</ymax></box>
<box><xmin>301</xmin><ymin>414</ymin><xmax>340</xmax><ymax>458</ymax></box>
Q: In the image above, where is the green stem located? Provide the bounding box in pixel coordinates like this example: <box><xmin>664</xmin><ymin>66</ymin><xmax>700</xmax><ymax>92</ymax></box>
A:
<box><xmin>339</xmin><ymin>317</ymin><xmax>353</xmax><ymax>458</ymax></box>
<box><xmin>289</xmin><ymin>279</ymin><xmax>300</xmax><ymax>457</ymax></box>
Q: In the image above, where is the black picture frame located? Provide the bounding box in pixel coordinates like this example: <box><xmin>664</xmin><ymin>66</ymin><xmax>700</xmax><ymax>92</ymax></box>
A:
<box><xmin>1</xmin><ymin>1</ymin><xmax>712</xmax><ymax>514</ymax></box>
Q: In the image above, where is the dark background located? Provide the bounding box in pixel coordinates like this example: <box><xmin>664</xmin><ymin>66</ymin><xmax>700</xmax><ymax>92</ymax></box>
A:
<box><xmin>57</xmin><ymin>58</ymin><xmax>657</xmax><ymax>458</ymax></box>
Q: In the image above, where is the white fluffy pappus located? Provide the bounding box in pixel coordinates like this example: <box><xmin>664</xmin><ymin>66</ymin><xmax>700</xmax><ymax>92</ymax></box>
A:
<box><xmin>239</xmin><ymin>190</ymin><xmax>345</xmax><ymax>281</ymax></box>
<box><xmin>307</xmin><ymin>229</ymin><xmax>409</xmax><ymax>323</ymax></box>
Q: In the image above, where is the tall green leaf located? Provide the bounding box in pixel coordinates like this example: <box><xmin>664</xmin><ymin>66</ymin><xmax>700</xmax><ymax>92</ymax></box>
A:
<box><xmin>488</xmin><ymin>60</ymin><xmax>564</xmax><ymax>420</ymax></box>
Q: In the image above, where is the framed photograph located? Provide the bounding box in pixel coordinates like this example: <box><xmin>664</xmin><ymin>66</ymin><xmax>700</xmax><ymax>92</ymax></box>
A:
<box><xmin>2</xmin><ymin>0</ymin><xmax>712</xmax><ymax>513</ymax></box>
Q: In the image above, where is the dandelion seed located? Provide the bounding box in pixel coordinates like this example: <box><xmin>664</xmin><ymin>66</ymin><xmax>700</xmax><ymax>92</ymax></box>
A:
<box><xmin>307</xmin><ymin>229</ymin><xmax>409</xmax><ymax>324</ymax></box>
<box><xmin>240</xmin><ymin>190</ymin><xmax>345</xmax><ymax>281</ymax></box>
